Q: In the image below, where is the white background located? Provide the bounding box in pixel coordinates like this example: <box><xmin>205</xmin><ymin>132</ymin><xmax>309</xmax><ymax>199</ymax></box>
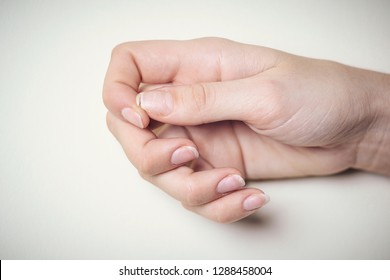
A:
<box><xmin>1</xmin><ymin>0</ymin><xmax>389</xmax><ymax>259</ymax></box>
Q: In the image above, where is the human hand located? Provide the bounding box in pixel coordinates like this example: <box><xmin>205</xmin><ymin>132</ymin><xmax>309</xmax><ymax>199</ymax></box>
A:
<box><xmin>103</xmin><ymin>38</ymin><xmax>390</xmax><ymax>222</ymax></box>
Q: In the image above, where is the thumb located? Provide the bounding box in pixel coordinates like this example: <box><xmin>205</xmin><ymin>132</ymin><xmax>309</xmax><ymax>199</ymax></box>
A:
<box><xmin>137</xmin><ymin>79</ymin><xmax>262</xmax><ymax>126</ymax></box>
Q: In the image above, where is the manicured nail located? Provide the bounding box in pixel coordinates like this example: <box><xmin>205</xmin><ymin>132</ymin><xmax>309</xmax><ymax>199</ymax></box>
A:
<box><xmin>138</xmin><ymin>91</ymin><xmax>173</xmax><ymax>116</ymax></box>
<box><xmin>121</xmin><ymin>107</ymin><xmax>144</xmax><ymax>128</ymax></box>
<box><xmin>243</xmin><ymin>194</ymin><xmax>270</xmax><ymax>211</ymax></box>
<box><xmin>217</xmin><ymin>174</ymin><xmax>246</xmax><ymax>193</ymax></box>
<box><xmin>171</xmin><ymin>146</ymin><xmax>199</xmax><ymax>165</ymax></box>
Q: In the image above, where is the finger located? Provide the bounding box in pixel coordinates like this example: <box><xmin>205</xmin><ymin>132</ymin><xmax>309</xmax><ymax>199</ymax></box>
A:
<box><xmin>103</xmin><ymin>39</ymin><xmax>214</xmax><ymax>128</ymax></box>
<box><xmin>136</xmin><ymin>76</ymin><xmax>280</xmax><ymax>126</ymax></box>
<box><xmin>103</xmin><ymin>45</ymin><xmax>150</xmax><ymax>128</ymax></box>
<box><xmin>102</xmin><ymin>38</ymin><xmax>274</xmax><ymax>127</ymax></box>
<box><xmin>147</xmin><ymin>166</ymin><xmax>247</xmax><ymax>207</ymax></box>
<box><xmin>183</xmin><ymin>188</ymin><xmax>270</xmax><ymax>223</ymax></box>
<box><xmin>106</xmin><ymin>112</ymin><xmax>199</xmax><ymax>176</ymax></box>
<box><xmin>108</xmin><ymin>111</ymin><xmax>252</xmax><ymax>206</ymax></box>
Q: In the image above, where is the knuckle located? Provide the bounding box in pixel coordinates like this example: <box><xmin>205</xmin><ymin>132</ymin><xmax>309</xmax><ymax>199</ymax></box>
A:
<box><xmin>183</xmin><ymin>177</ymin><xmax>202</xmax><ymax>206</ymax></box>
<box><xmin>102</xmin><ymin>76</ymin><xmax>119</xmax><ymax>109</ymax></box>
<box><xmin>110</xmin><ymin>43</ymin><xmax>127</xmax><ymax>58</ymax></box>
<box><xmin>137</xmin><ymin>155</ymin><xmax>154</xmax><ymax>176</ymax></box>
<box><xmin>103</xmin><ymin>43</ymin><xmax>129</xmax><ymax>108</ymax></box>
<box><xmin>137</xmin><ymin>169</ymin><xmax>149</xmax><ymax>180</ymax></box>
<box><xmin>105</xmin><ymin>112</ymin><xmax>117</xmax><ymax>136</ymax></box>
<box><xmin>188</xmin><ymin>84</ymin><xmax>215</xmax><ymax>118</ymax></box>
<box><xmin>192</xmin><ymin>84</ymin><xmax>208</xmax><ymax>110</ymax></box>
<box><xmin>102</xmin><ymin>87</ymin><xmax>112</xmax><ymax>108</ymax></box>
<box><xmin>214</xmin><ymin>209</ymin><xmax>231</xmax><ymax>224</ymax></box>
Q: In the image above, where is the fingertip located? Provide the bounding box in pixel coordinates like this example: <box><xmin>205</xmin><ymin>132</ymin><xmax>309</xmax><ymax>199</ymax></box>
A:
<box><xmin>121</xmin><ymin>106</ymin><xmax>150</xmax><ymax>129</ymax></box>
<box><xmin>170</xmin><ymin>146</ymin><xmax>200</xmax><ymax>166</ymax></box>
<box><xmin>184</xmin><ymin>188</ymin><xmax>270</xmax><ymax>223</ymax></box>
<box><xmin>216</xmin><ymin>174</ymin><xmax>246</xmax><ymax>194</ymax></box>
<box><xmin>243</xmin><ymin>193</ymin><xmax>270</xmax><ymax>211</ymax></box>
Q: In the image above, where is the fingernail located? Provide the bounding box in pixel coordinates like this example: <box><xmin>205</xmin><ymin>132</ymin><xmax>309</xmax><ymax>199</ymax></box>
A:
<box><xmin>138</xmin><ymin>91</ymin><xmax>173</xmax><ymax>116</ymax></box>
<box><xmin>171</xmin><ymin>146</ymin><xmax>199</xmax><ymax>165</ymax></box>
<box><xmin>121</xmin><ymin>107</ymin><xmax>144</xmax><ymax>128</ymax></box>
<box><xmin>243</xmin><ymin>194</ymin><xmax>270</xmax><ymax>211</ymax></box>
<box><xmin>217</xmin><ymin>174</ymin><xmax>246</xmax><ymax>193</ymax></box>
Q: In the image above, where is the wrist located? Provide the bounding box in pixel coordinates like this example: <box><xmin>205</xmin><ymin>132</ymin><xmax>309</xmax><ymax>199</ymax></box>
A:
<box><xmin>353</xmin><ymin>70</ymin><xmax>390</xmax><ymax>175</ymax></box>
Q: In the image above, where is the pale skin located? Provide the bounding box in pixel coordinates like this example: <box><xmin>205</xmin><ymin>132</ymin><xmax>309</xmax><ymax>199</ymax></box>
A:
<box><xmin>103</xmin><ymin>38</ymin><xmax>390</xmax><ymax>223</ymax></box>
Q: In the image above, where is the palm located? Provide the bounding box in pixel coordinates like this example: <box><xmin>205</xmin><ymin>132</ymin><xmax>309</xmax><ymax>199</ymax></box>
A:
<box><xmin>158</xmin><ymin>120</ymin><xmax>352</xmax><ymax>180</ymax></box>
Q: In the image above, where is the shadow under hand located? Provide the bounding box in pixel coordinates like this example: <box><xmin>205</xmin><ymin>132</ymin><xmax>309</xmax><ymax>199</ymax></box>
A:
<box><xmin>235</xmin><ymin>210</ymin><xmax>274</xmax><ymax>228</ymax></box>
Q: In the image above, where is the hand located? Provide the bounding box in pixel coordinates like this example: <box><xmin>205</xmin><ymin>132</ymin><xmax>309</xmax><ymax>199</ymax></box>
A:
<box><xmin>103</xmin><ymin>38</ymin><xmax>390</xmax><ymax>223</ymax></box>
